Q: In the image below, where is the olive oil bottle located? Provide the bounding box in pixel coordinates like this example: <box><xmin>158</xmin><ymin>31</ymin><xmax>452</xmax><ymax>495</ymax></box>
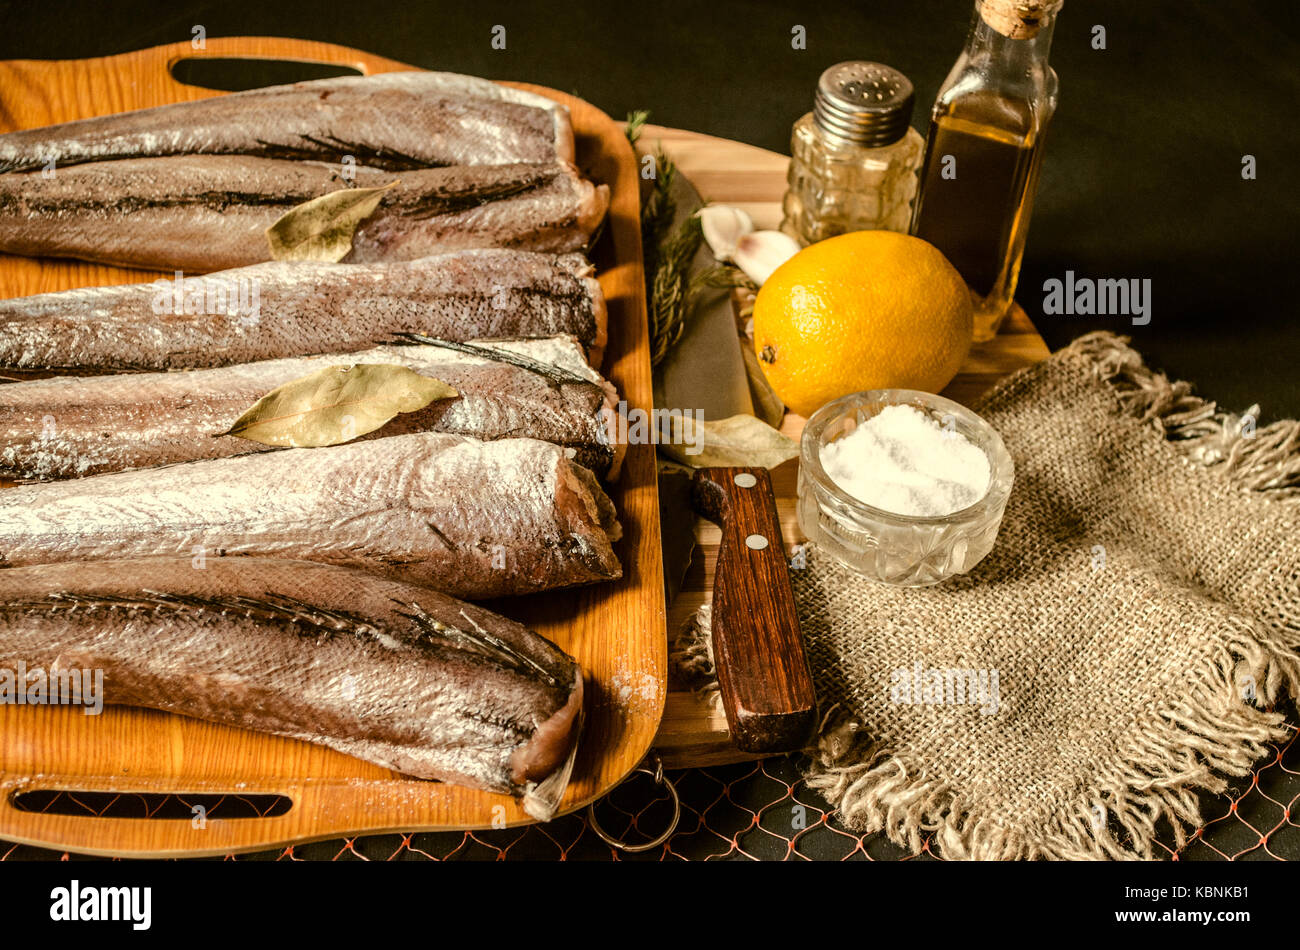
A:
<box><xmin>911</xmin><ymin>0</ymin><xmax>1061</xmax><ymax>341</ymax></box>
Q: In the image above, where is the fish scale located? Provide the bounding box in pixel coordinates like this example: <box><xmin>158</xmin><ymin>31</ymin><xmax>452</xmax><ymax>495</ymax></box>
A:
<box><xmin>0</xmin><ymin>249</ymin><xmax>607</xmax><ymax>372</ymax></box>
<box><xmin>0</xmin><ymin>337</ymin><xmax>621</xmax><ymax>481</ymax></box>
<box><xmin>0</xmin><ymin>557</ymin><xmax>584</xmax><ymax>818</ymax></box>
<box><xmin>0</xmin><ymin>71</ymin><xmax>575</xmax><ymax>172</ymax></box>
<box><xmin>0</xmin><ymin>432</ymin><xmax>623</xmax><ymax>600</ymax></box>
<box><xmin>0</xmin><ymin>156</ymin><xmax>609</xmax><ymax>272</ymax></box>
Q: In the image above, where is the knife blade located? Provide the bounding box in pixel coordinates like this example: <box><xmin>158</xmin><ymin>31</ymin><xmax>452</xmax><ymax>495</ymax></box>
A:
<box><xmin>643</xmin><ymin>151</ymin><xmax>815</xmax><ymax>753</ymax></box>
<box><xmin>650</xmin><ymin>165</ymin><xmax>752</xmax><ymax>601</ymax></box>
<box><xmin>651</xmin><ymin>172</ymin><xmax>754</xmax><ymax>432</ymax></box>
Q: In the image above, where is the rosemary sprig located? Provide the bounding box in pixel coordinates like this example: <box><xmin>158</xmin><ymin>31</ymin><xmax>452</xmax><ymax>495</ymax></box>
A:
<box><xmin>624</xmin><ymin>110</ymin><xmax>650</xmax><ymax>146</ymax></box>
<box><xmin>649</xmin><ymin>211</ymin><xmax>705</xmax><ymax>367</ymax></box>
<box><xmin>638</xmin><ymin>141</ymin><xmax>705</xmax><ymax>367</ymax></box>
<box><xmin>689</xmin><ymin>263</ymin><xmax>757</xmax><ymax>295</ymax></box>
<box><xmin>641</xmin><ymin>146</ymin><xmax>678</xmax><ymax>285</ymax></box>
<box><xmin>632</xmin><ymin>114</ymin><xmax>752</xmax><ymax>367</ymax></box>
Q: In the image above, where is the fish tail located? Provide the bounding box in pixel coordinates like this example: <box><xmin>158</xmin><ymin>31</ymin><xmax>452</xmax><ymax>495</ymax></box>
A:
<box><xmin>521</xmin><ymin>672</ymin><xmax>584</xmax><ymax>822</ymax></box>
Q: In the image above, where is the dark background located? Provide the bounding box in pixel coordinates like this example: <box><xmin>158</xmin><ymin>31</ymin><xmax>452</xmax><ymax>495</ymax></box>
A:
<box><xmin>1</xmin><ymin>0</ymin><xmax>1296</xmax><ymax>418</ymax></box>
<box><xmin>0</xmin><ymin>0</ymin><xmax>1296</xmax><ymax>864</ymax></box>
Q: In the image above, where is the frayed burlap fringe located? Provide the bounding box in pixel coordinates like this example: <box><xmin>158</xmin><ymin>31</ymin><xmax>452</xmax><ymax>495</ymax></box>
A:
<box><xmin>669</xmin><ymin>604</ymin><xmax>722</xmax><ymax>711</ymax></box>
<box><xmin>1074</xmin><ymin>332</ymin><xmax>1300</xmax><ymax>499</ymax></box>
<box><xmin>806</xmin><ymin>615</ymin><xmax>1300</xmax><ymax>860</ymax></box>
<box><xmin>678</xmin><ymin>331</ymin><xmax>1300</xmax><ymax>860</ymax></box>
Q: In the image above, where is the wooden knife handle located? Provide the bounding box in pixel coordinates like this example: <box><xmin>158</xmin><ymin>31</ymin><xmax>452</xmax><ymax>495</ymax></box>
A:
<box><xmin>691</xmin><ymin>467</ymin><xmax>816</xmax><ymax>754</ymax></box>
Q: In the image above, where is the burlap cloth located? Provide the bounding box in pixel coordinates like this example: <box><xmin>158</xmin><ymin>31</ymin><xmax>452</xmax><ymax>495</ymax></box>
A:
<box><xmin>674</xmin><ymin>332</ymin><xmax>1300</xmax><ymax>859</ymax></box>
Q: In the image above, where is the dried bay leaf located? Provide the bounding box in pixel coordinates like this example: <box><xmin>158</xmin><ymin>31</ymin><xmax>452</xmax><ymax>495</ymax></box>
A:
<box><xmin>265</xmin><ymin>181</ymin><xmax>399</xmax><ymax>262</ymax></box>
<box><xmin>659</xmin><ymin>413</ymin><xmax>799</xmax><ymax>469</ymax></box>
<box><xmin>224</xmin><ymin>363</ymin><xmax>458</xmax><ymax>448</ymax></box>
<box><xmin>740</xmin><ymin>344</ymin><xmax>786</xmax><ymax>429</ymax></box>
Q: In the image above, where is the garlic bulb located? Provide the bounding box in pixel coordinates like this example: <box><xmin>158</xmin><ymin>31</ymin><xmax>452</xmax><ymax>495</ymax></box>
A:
<box><xmin>697</xmin><ymin>205</ymin><xmax>800</xmax><ymax>287</ymax></box>
<box><xmin>697</xmin><ymin>206</ymin><xmax>754</xmax><ymax>263</ymax></box>
<box><xmin>733</xmin><ymin>230</ymin><xmax>801</xmax><ymax>287</ymax></box>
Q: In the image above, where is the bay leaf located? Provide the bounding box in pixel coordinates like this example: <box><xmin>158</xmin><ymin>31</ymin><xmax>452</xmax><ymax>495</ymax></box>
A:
<box><xmin>224</xmin><ymin>363</ymin><xmax>458</xmax><ymax>448</ymax></box>
<box><xmin>659</xmin><ymin>413</ymin><xmax>799</xmax><ymax>469</ymax></box>
<box><xmin>265</xmin><ymin>181</ymin><xmax>399</xmax><ymax>263</ymax></box>
<box><xmin>740</xmin><ymin>344</ymin><xmax>786</xmax><ymax>429</ymax></box>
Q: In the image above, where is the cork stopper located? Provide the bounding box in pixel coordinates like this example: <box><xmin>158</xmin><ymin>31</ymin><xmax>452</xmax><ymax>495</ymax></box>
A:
<box><xmin>978</xmin><ymin>0</ymin><xmax>1063</xmax><ymax>39</ymax></box>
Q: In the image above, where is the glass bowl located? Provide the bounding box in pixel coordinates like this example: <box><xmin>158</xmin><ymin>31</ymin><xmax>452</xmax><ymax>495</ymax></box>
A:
<box><xmin>797</xmin><ymin>389</ymin><xmax>1014</xmax><ymax>587</ymax></box>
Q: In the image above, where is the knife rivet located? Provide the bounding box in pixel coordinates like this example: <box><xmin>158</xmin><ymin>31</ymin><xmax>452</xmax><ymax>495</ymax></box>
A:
<box><xmin>745</xmin><ymin>533</ymin><xmax>769</xmax><ymax>550</ymax></box>
<box><xmin>733</xmin><ymin>473</ymin><xmax>757</xmax><ymax>488</ymax></box>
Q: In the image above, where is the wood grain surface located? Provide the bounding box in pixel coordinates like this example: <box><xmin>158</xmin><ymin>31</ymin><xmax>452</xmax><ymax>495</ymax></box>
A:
<box><xmin>0</xmin><ymin>38</ymin><xmax>664</xmax><ymax>856</ymax></box>
<box><xmin>692</xmin><ymin>466</ymin><xmax>816</xmax><ymax>753</ymax></box>
<box><xmin>640</xmin><ymin>123</ymin><xmax>1052</xmax><ymax>768</ymax></box>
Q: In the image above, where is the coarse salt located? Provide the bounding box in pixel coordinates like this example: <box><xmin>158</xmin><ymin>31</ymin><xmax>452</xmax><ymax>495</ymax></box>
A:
<box><xmin>820</xmin><ymin>405</ymin><xmax>990</xmax><ymax>517</ymax></box>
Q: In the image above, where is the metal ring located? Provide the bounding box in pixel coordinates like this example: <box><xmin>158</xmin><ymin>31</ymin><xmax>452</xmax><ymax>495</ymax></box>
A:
<box><xmin>587</xmin><ymin>759</ymin><xmax>680</xmax><ymax>853</ymax></box>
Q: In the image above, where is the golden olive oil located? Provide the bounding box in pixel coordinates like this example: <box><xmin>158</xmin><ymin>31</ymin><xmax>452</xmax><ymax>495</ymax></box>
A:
<box><xmin>912</xmin><ymin>92</ymin><xmax>1048</xmax><ymax>341</ymax></box>
<box><xmin>910</xmin><ymin>0</ymin><xmax>1062</xmax><ymax>341</ymax></box>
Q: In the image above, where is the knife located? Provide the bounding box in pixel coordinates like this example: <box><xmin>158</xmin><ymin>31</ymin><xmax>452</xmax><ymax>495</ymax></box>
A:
<box><xmin>691</xmin><ymin>465</ymin><xmax>816</xmax><ymax>753</ymax></box>
<box><xmin>651</xmin><ymin>167</ymin><xmax>752</xmax><ymax>603</ymax></box>
<box><xmin>644</xmin><ymin>148</ymin><xmax>815</xmax><ymax>754</ymax></box>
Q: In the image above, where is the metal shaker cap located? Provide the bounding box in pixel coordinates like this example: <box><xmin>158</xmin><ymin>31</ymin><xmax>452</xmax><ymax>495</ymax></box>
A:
<box><xmin>813</xmin><ymin>61</ymin><xmax>915</xmax><ymax>148</ymax></box>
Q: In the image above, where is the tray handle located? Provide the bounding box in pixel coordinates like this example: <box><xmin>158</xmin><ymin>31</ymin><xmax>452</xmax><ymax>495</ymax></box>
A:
<box><xmin>141</xmin><ymin>36</ymin><xmax>421</xmax><ymax>101</ymax></box>
<box><xmin>0</xmin><ymin>779</ymin><xmax>312</xmax><ymax>858</ymax></box>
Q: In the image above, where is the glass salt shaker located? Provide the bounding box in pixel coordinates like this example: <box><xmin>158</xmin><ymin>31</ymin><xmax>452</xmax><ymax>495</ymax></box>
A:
<box><xmin>780</xmin><ymin>61</ymin><xmax>924</xmax><ymax>244</ymax></box>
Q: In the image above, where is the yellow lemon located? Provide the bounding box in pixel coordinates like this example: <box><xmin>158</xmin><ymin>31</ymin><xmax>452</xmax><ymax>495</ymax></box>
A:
<box><xmin>753</xmin><ymin>231</ymin><xmax>973</xmax><ymax>418</ymax></box>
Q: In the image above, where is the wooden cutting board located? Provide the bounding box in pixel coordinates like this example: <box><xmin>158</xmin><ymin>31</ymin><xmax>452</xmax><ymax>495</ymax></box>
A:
<box><xmin>640</xmin><ymin>124</ymin><xmax>1051</xmax><ymax>767</ymax></box>
<box><xmin>0</xmin><ymin>38</ymin><xmax>665</xmax><ymax>856</ymax></box>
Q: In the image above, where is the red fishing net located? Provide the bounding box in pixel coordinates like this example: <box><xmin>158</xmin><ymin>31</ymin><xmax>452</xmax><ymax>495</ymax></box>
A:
<box><xmin>4</xmin><ymin>707</ymin><xmax>1295</xmax><ymax>861</ymax></box>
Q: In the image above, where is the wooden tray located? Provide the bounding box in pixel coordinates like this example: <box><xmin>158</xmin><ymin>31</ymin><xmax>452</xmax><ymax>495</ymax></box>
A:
<box><xmin>0</xmin><ymin>39</ymin><xmax>664</xmax><ymax>856</ymax></box>
<box><xmin>639</xmin><ymin>125</ymin><xmax>1051</xmax><ymax>767</ymax></box>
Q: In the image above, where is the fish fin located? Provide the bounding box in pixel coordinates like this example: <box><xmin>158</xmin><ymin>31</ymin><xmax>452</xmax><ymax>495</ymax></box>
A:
<box><xmin>296</xmin><ymin>135</ymin><xmax>433</xmax><ymax>172</ymax></box>
<box><xmin>455</xmin><ymin>608</ymin><xmax>559</xmax><ymax>687</ymax></box>
<box><xmin>15</xmin><ymin>590</ymin><xmax>377</xmax><ymax>638</ymax></box>
<box><xmin>391</xmin><ymin>334</ymin><xmax>593</xmax><ymax>389</ymax></box>
<box><xmin>404</xmin><ymin>174</ymin><xmax>542</xmax><ymax>220</ymax></box>
<box><xmin>522</xmin><ymin>675</ymin><xmax>584</xmax><ymax>822</ymax></box>
<box><xmin>582</xmin><ymin>213</ymin><xmax>608</xmax><ymax>254</ymax></box>
<box><xmin>394</xmin><ymin>600</ymin><xmax>559</xmax><ymax>687</ymax></box>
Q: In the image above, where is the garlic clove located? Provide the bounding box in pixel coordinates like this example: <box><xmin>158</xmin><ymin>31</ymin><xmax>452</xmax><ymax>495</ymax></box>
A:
<box><xmin>697</xmin><ymin>205</ymin><xmax>754</xmax><ymax>263</ymax></box>
<box><xmin>733</xmin><ymin>230</ymin><xmax>801</xmax><ymax>287</ymax></box>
